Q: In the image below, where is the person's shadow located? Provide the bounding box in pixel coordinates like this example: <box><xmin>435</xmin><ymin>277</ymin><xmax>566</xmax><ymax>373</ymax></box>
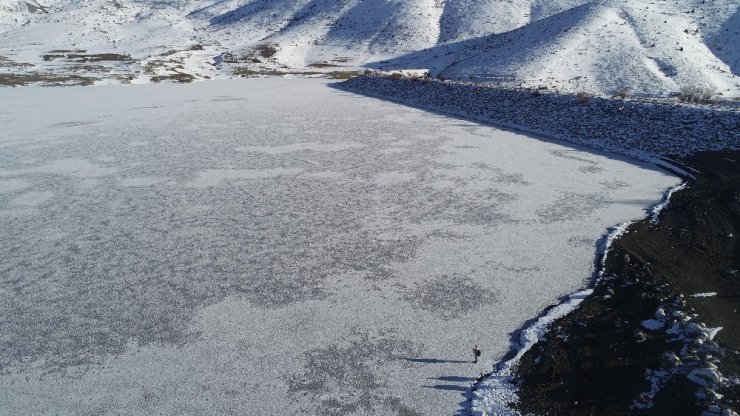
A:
<box><xmin>420</xmin><ymin>375</ymin><xmax>482</xmax><ymax>416</ymax></box>
<box><xmin>403</xmin><ymin>358</ymin><xmax>470</xmax><ymax>364</ymax></box>
<box><xmin>404</xmin><ymin>358</ymin><xmax>483</xmax><ymax>415</ymax></box>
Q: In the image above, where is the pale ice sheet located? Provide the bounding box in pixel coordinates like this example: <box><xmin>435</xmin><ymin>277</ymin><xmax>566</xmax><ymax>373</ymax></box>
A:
<box><xmin>10</xmin><ymin>191</ymin><xmax>53</xmax><ymax>206</ymax></box>
<box><xmin>236</xmin><ymin>142</ymin><xmax>366</xmax><ymax>154</ymax></box>
<box><xmin>0</xmin><ymin>79</ymin><xmax>679</xmax><ymax>415</ymax></box>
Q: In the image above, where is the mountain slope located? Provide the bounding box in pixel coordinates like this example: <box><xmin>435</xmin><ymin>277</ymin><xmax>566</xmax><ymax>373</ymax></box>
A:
<box><xmin>0</xmin><ymin>0</ymin><xmax>737</xmax><ymax>97</ymax></box>
<box><xmin>379</xmin><ymin>0</ymin><xmax>740</xmax><ymax>97</ymax></box>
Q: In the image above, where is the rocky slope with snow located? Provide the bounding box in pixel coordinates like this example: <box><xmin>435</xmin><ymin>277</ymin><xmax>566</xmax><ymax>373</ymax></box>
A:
<box><xmin>0</xmin><ymin>0</ymin><xmax>738</xmax><ymax>97</ymax></box>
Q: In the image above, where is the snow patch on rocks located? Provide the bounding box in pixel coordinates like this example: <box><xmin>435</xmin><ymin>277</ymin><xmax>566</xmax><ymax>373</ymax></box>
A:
<box><xmin>632</xmin><ymin>299</ymin><xmax>731</xmax><ymax>413</ymax></box>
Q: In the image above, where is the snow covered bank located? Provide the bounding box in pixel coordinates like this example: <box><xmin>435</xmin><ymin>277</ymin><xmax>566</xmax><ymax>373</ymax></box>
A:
<box><xmin>650</xmin><ymin>183</ymin><xmax>688</xmax><ymax>224</ymax></box>
<box><xmin>336</xmin><ymin>76</ymin><xmax>740</xmax><ymax>161</ymax></box>
<box><xmin>468</xmin><ymin>191</ymin><xmax>681</xmax><ymax>415</ymax></box>
<box><xmin>469</xmin><ymin>288</ymin><xmax>593</xmax><ymax>416</ymax></box>
<box><xmin>469</xmin><ymin>151</ymin><xmax>740</xmax><ymax>416</ymax></box>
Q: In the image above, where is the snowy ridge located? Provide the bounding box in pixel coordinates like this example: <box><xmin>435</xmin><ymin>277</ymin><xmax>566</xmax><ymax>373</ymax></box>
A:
<box><xmin>392</xmin><ymin>0</ymin><xmax>740</xmax><ymax>97</ymax></box>
<box><xmin>0</xmin><ymin>0</ymin><xmax>738</xmax><ymax>96</ymax></box>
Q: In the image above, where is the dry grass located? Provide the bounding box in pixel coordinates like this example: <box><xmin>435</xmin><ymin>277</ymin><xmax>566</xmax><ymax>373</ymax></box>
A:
<box><xmin>575</xmin><ymin>92</ymin><xmax>591</xmax><ymax>104</ymax></box>
<box><xmin>47</xmin><ymin>49</ymin><xmax>86</xmax><ymax>53</ymax></box>
<box><xmin>234</xmin><ymin>67</ymin><xmax>359</xmax><ymax>79</ymax></box>
<box><xmin>326</xmin><ymin>71</ymin><xmax>360</xmax><ymax>79</ymax></box>
<box><xmin>308</xmin><ymin>62</ymin><xmax>341</xmax><ymax>68</ymax></box>
<box><xmin>0</xmin><ymin>73</ymin><xmax>98</xmax><ymax>87</ymax></box>
<box><xmin>255</xmin><ymin>44</ymin><xmax>278</xmax><ymax>59</ymax></box>
<box><xmin>678</xmin><ymin>86</ymin><xmax>716</xmax><ymax>104</ymax></box>
<box><xmin>150</xmin><ymin>73</ymin><xmax>195</xmax><ymax>83</ymax></box>
<box><xmin>42</xmin><ymin>53</ymin><xmax>132</xmax><ymax>63</ymax></box>
<box><xmin>0</xmin><ymin>55</ymin><xmax>34</xmax><ymax>69</ymax></box>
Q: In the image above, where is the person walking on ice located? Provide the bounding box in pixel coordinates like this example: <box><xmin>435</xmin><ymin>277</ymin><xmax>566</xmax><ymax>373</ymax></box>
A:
<box><xmin>472</xmin><ymin>345</ymin><xmax>481</xmax><ymax>363</ymax></box>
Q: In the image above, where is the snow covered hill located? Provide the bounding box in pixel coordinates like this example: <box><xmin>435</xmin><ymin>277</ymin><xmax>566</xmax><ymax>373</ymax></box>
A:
<box><xmin>0</xmin><ymin>0</ymin><xmax>738</xmax><ymax>97</ymax></box>
<box><xmin>382</xmin><ymin>0</ymin><xmax>740</xmax><ymax>97</ymax></box>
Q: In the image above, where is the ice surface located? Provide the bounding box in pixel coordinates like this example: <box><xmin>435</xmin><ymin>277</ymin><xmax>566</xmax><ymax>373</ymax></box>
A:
<box><xmin>471</xmin><ymin>288</ymin><xmax>593</xmax><ymax>416</ymax></box>
<box><xmin>0</xmin><ymin>158</ymin><xmax>116</xmax><ymax>177</ymax></box>
<box><xmin>187</xmin><ymin>167</ymin><xmax>304</xmax><ymax>187</ymax></box>
<box><xmin>0</xmin><ymin>78</ymin><xmax>678</xmax><ymax>415</ymax></box>
<box><xmin>236</xmin><ymin>142</ymin><xmax>366</xmax><ymax>154</ymax></box>
<box><xmin>0</xmin><ymin>179</ymin><xmax>29</xmax><ymax>193</ymax></box>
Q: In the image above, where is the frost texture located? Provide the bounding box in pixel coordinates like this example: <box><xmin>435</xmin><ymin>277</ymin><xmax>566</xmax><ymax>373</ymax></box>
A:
<box><xmin>0</xmin><ymin>79</ymin><xmax>678</xmax><ymax>415</ymax></box>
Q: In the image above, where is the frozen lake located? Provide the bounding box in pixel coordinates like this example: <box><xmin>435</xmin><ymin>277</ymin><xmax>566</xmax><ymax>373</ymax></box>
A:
<box><xmin>0</xmin><ymin>79</ymin><xmax>678</xmax><ymax>415</ymax></box>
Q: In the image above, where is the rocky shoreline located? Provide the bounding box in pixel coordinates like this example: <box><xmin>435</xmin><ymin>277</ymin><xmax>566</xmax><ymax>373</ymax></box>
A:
<box><xmin>335</xmin><ymin>75</ymin><xmax>740</xmax><ymax>161</ymax></box>
<box><xmin>509</xmin><ymin>151</ymin><xmax>739</xmax><ymax>416</ymax></box>
<box><xmin>336</xmin><ymin>76</ymin><xmax>740</xmax><ymax>415</ymax></box>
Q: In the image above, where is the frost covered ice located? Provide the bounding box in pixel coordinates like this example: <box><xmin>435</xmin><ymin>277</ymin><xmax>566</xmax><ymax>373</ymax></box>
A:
<box><xmin>470</xmin><ymin>217</ymin><xmax>637</xmax><ymax>415</ymax></box>
<box><xmin>0</xmin><ymin>79</ymin><xmax>678</xmax><ymax>415</ymax></box>
<box><xmin>470</xmin><ymin>289</ymin><xmax>593</xmax><ymax>416</ymax></box>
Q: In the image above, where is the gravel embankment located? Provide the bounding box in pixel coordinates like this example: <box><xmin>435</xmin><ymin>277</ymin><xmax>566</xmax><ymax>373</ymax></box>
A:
<box><xmin>336</xmin><ymin>75</ymin><xmax>740</xmax><ymax>162</ymax></box>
